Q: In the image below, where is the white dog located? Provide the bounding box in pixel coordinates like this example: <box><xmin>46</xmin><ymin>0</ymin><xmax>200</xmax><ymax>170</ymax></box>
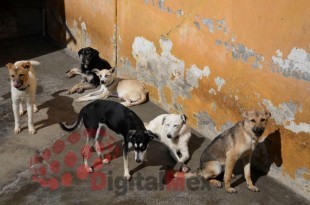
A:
<box><xmin>145</xmin><ymin>114</ymin><xmax>191</xmax><ymax>172</ymax></box>
<box><xmin>76</xmin><ymin>67</ymin><xmax>148</xmax><ymax>107</ymax></box>
<box><xmin>6</xmin><ymin>61</ymin><xmax>39</xmax><ymax>134</ymax></box>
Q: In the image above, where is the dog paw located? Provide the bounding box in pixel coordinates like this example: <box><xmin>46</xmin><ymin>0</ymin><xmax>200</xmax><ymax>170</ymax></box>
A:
<box><xmin>181</xmin><ymin>164</ymin><xmax>190</xmax><ymax>173</ymax></box>
<box><xmin>209</xmin><ymin>179</ymin><xmax>223</xmax><ymax>188</ymax></box>
<box><xmin>248</xmin><ymin>185</ymin><xmax>260</xmax><ymax>192</ymax></box>
<box><xmin>76</xmin><ymin>88</ymin><xmax>84</xmax><ymax>93</ymax></box>
<box><xmin>76</xmin><ymin>98</ymin><xmax>83</xmax><ymax>103</ymax></box>
<box><xmin>65</xmin><ymin>72</ymin><xmax>76</xmax><ymax>78</ymax></box>
<box><xmin>102</xmin><ymin>159</ymin><xmax>110</xmax><ymax>164</ymax></box>
<box><xmin>14</xmin><ymin>127</ymin><xmax>21</xmax><ymax>134</ymax></box>
<box><xmin>29</xmin><ymin>128</ymin><xmax>37</xmax><ymax>135</ymax></box>
<box><xmin>226</xmin><ymin>187</ymin><xmax>238</xmax><ymax>194</ymax></box>
<box><xmin>33</xmin><ymin>106</ymin><xmax>38</xmax><ymax>113</ymax></box>
<box><xmin>124</xmin><ymin>174</ymin><xmax>131</xmax><ymax>181</ymax></box>
<box><xmin>85</xmin><ymin>166</ymin><xmax>94</xmax><ymax>173</ymax></box>
<box><xmin>19</xmin><ymin>110</ymin><xmax>24</xmax><ymax>116</ymax></box>
<box><xmin>66</xmin><ymin>89</ymin><xmax>76</xmax><ymax>95</ymax></box>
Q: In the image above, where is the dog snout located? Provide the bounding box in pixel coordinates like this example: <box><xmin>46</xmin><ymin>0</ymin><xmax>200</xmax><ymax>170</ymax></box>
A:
<box><xmin>167</xmin><ymin>134</ymin><xmax>172</xmax><ymax>139</ymax></box>
<box><xmin>100</xmin><ymin>80</ymin><xmax>105</xmax><ymax>84</ymax></box>
<box><xmin>252</xmin><ymin>127</ymin><xmax>265</xmax><ymax>136</ymax></box>
<box><xmin>13</xmin><ymin>81</ymin><xmax>22</xmax><ymax>88</ymax></box>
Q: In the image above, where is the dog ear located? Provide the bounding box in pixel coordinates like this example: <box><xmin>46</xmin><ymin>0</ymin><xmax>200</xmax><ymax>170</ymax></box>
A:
<box><xmin>6</xmin><ymin>63</ymin><xmax>14</xmax><ymax>70</ymax></box>
<box><xmin>93</xmin><ymin>49</ymin><xmax>99</xmax><ymax>56</ymax></box>
<box><xmin>128</xmin><ymin>130</ymin><xmax>136</xmax><ymax>140</ymax></box>
<box><xmin>21</xmin><ymin>62</ymin><xmax>31</xmax><ymax>70</ymax></box>
<box><xmin>181</xmin><ymin>114</ymin><xmax>187</xmax><ymax>123</ymax></box>
<box><xmin>110</xmin><ymin>67</ymin><xmax>116</xmax><ymax>73</ymax></box>
<box><xmin>78</xmin><ymin>48</ymin><xmax>84</xmax><ymax>57</ymax></box>
<box><xmin>162</xmin><ymin>117</ymin><xmax>166</xmax><ymax>125</ymax></box>
<box><xmin>91</xmin><ymin>69</ymin><xmax>100</xmax><ymax>76</ymax></box>
<box><xmin>145</xmin><ymin>130</ymin><xmax>158</xmax><ymax>140</ymax></box>
<box><xmin>241</xmin><ymin>111</ymin><xmax>248</xmax><ymax>119</ymax></box>
<box><xmin>265</xmin><ymin>111</ymin><xmax>271</xmax><ymax>118</ymax></box>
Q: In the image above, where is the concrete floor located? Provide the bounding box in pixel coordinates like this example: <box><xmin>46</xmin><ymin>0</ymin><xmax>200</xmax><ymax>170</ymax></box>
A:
<box><xmin>0</xmin><ymin>37</ymin><xmax>308</xmax><ymax>205</ymax></box>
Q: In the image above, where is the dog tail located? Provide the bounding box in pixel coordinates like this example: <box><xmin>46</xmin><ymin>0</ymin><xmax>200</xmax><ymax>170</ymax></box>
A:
<box><xmin>28</xmin><ymin>60</ymin><xmax>40</xmax><ymax>66</ymax></box>
<box><xmin>14</xmin><ymin>60</ymin><xmax>40</xmax><ymax>66</ymax></box>
<box><xmin>59</xmin><ymin>111</ymin><xmax>83</xmax><ymax>132</ymax></box>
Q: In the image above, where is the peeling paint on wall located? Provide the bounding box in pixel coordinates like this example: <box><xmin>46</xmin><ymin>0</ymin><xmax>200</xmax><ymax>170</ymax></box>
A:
<box><xmin>214</xmin><ymin>76</ymin><xmax>225</xmax><ymax>91</ymax></box>
<box><xmin>186</xmin><ymin>65</ymin><xmax>210</xmax><ymax>89</ymax></box>
<box><xmin>216</xmin><ymin>19</ymin><xmax>228</xmax><ymax>34</ymax></box>
<box><xmin>262</xmin><ymin>99</ymin><xmax>310</xmax><ymax>134</ymax></box>
<box><xmin>126</xmin><ymin>36</ymin><xmax>213</xmax><ymax>112</ymax></box>
<box><xmin>68</xmin><ymin>19</ymin><xmax>91</xmax><ymax>47</ymax></box>
<box><xmin>201</xmin><ymin>18</ymin><xmax>214</xmax><ymax>33</ymax></box>
<box><xmin>208</xmin><ymin>88</ymin><xmax>216</xmax><ymax>96</ymax></box>
<box><xmin>271</xmin><ymin>48</ymin><xmax>310</xmax><ymax>81</ymax></box>
<box><xmin>193</xmin><ymin>112</ymin><xmax>218</xmax><ymax>140</ymax></box>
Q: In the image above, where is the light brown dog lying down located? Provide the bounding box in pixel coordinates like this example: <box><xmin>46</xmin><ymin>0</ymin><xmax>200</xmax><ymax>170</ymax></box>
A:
<box><xmin>76</xmin><ymin>67</ymin><xmax>148</xmax><ymax>107</ymax></box>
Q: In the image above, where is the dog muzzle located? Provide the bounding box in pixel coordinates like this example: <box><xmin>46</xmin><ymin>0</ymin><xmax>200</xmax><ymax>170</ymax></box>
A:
<box><xmin>252</xmin><ymin>127</ymin><xmax>265</xmax><ymax>137</ymax></box>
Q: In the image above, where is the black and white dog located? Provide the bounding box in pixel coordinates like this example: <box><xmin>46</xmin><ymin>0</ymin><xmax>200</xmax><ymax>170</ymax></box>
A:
<box><xmin>66</xmin><ymin>47</ymin><xmax>111</xmax><ymax>94</ymax></box>
<box><xmin>59</xmin><ymin>100</ymin><xmax>157</xmax><ymax>180</ymax></box>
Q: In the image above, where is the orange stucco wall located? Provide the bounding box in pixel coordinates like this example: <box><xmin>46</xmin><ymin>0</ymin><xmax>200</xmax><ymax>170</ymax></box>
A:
<box><xmin>47</xmin><ymin>0</ymin><xmax>310</xmax><ymax>199</ymax></box>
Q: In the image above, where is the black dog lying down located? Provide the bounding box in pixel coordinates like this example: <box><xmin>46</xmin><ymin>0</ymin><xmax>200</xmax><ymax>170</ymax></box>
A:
<box><xmin>60</xmin><ymin>100</ymin><xmax>157</xmax><ymax>180</ymax></box>
<box><xmin>66</xmin><ymin>47</ymin><xmax>111</xmax><ymax>94</ymax></box>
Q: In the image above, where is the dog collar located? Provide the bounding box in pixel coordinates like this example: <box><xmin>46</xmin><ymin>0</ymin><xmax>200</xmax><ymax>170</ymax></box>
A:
<box><xmin>17</xmin><ymin>85</ymin><xmax>30</xmax><ymax>91</ymax></box>
<box><xmin>105</xmin><ymin>80</ymin><xmax>114</xmax><ymax>87</ymax></box>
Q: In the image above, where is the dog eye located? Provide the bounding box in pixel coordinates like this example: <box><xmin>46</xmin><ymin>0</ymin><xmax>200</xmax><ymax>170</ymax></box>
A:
<box><xmin>11</xmin><ymin>75</ymin><xmax>15</xmax><ymax>78</ymax></box>
<box><xmin>19</xmin><ymin>74</ymin><xmax>24</xmax><ymax>77</ymax></box>
<box><xmin>105</xmin><ymin>75</ymin><xmax>108</xmax><ymax>77</ymax></box>
<box><xmin>261</xmin><ymin>118</ymin><xmax>266</xmax><ymax>122</ymax></box>
<box><xmin>250</xmin><ymin>119</ymin><xmax>256</xmax><ymax>123</ymax></box>
<box><xmin>174</xmin><ymin>125</ymin><xmax>178</xmax><ymax>127</ymax></box>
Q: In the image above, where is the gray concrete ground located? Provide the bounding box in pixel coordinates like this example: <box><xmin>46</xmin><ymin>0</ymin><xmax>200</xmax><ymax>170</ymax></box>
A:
<box><xmin>0</xmin><ymin>37</ymin><xmax>309</xmax><ymax>205</ymax></box>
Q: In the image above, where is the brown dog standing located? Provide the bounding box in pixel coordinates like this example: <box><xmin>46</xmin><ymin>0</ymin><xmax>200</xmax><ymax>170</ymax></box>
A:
<box><xmin>185</xmin><ymin>110</ymin><xmax>271</xmax><ymax>193</ymax></box>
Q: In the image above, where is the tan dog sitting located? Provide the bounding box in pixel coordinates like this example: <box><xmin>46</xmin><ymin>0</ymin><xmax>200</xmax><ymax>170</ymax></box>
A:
<box><xmin>6</xmin><ymin>61</ymin><xmax>39</xmax><ymax>134</ymax></box>
<box><xmin>76</xmin><ymin>67</ymin><xmax>148</xmax><ymax>107</ymax></box>
<box><xmin>184</xmin><ymin>110</ymin><xmax>271</xmax><ymax>194</ymax></box>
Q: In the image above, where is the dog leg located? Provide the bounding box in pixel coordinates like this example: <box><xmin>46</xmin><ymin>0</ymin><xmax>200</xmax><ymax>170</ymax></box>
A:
<box><xmin>76</xmin><ymin>91</ymin><xmax>109</xmax><ymax>102</ymax></box>
<box><xmin>123</xmin><ymin>143</ymin><xmax>131</xmax><ymax>181</ymax></box>
<box><xmin>83</xmin><ymin>131</ymin><xmax>94</xmax><ymax>173</ymax></box>
<box><xmin>65</xmin><ymin>68</ymin><xmax>80</xmax><ymax>78</ymax></box>
<box><xmin>32</xmin><ymin>94</ymin><xmax>38</xmax><ymax>113</ymax></box>
<box><xmin>224</xmin><ymin>155</ymin><xmax>238</xmax><ymax>193</ymax></box>
<box><xmin>76</xmin><ymin>82</ymin><xmax>96</xmax><ymax>93</ymax></box>
<box><xmin>178</xmin><ymin>146</ymin><xmax>190</xmax><ymax>164</ymax></box>
<box><xmin>243</xmin><ymin>154</ymin><xmax>259</xmax><ymax>192</ymax></box>
<box><xmin>66</xmin><ymin>84</ymin><xmax>80</xmax><ymax>95</ymax></box>
<box><xmin>201</xmin><ymin>161</ymin><xmax>222</xmax><ymax>188</ymax></box>
<box><xmin>121</xmin><ymin>92</ymin><xmax>147</xmax><ymax>107</ymax></box>
<box><xmin>12</xmin><ymin>99</ymin><xmax>21</xmax><ymax>134</ymax></box>
<box><xmin>19</xmin><ymin>101</ymin><xmax>24</xmax><ymax>116</ymax></box>
<box><xmin>26</xmin><ymin>97</ymin><xmax>36</xmax><ymax>134</ymax></box>
<box><xmin>94</xmin><ymin>125</ymin><xmax>110</xmax><ymax>164</ymax></box>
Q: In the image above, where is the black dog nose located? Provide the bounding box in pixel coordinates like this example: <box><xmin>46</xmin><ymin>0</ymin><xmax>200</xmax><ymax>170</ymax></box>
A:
<box><xmin>100</xmin><ymin>80</ymin><xmax>105</xmax><ymax>84</ymax></box>
<box><xmin>252</xmin><ymin>127</ymin><xmax>264</xmax><ymax>136</ymax></box>
<box><xmin>167</xmin><ymin>134</ymin><xmax>172</xmax><ymax>139</ymax></box>
<box><xmin>136</xmin><ymin>159</ymin><xmax>141</xmax><ymax>163</ymax></box>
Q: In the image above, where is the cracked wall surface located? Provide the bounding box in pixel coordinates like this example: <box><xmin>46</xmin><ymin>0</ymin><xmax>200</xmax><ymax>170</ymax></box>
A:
<box><xmin>116</xmin><ymin>0</ymin><xmax>310</xmax><ymax>199</ymax></box>
<box><xmin>46</xmin><ymin>0</ymin><xmax>310</xmax><ymax>200</ymax></box>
